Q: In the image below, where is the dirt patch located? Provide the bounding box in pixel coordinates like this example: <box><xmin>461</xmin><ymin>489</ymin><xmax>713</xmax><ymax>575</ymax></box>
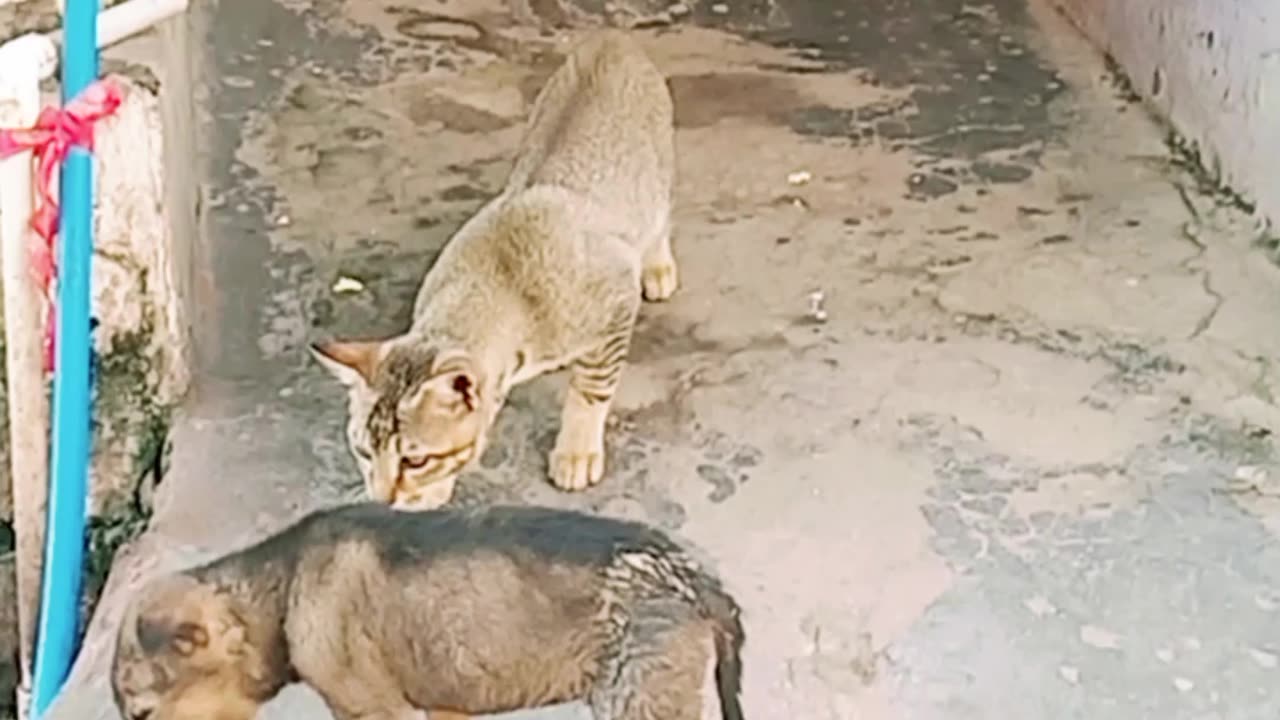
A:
<box><xmin>407</xmin><ymin>95</ymin><xmax>515</xmax><ymax>132</ymax></box>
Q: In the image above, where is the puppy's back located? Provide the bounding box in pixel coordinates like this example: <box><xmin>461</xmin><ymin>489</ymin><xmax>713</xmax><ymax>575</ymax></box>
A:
<box><xmin>297</xmin><ymin>502</ymin><xmax>681</xmax><ymax>568</ymax></box>
<box><xmin>279</xmin><ymin>504</ymin><xmax>706</xmax><ymax>711</ymax></box>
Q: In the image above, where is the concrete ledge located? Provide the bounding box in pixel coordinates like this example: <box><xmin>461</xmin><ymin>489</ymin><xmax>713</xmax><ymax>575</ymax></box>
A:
<box><xmin>1053</xmin><ymin>0</ymin><xmax>1280</xmax><ymax>228</ymax></box>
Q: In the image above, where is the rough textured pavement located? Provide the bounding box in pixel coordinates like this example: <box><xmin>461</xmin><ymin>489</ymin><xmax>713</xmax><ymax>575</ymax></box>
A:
<box><xmin>47</xmin><ymin>0</ymin><xmax>1280</xmax><ymax>718</ymax></box>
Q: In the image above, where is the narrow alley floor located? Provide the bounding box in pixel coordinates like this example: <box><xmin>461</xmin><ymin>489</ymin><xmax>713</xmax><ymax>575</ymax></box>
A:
<box><xmin>49</xmin><ymin>1</ymin><xmax>1280</xmax><ymax>718</ymax></box>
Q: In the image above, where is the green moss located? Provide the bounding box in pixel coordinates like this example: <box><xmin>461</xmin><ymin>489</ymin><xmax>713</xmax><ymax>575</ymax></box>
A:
<box><xmin>81</xmin><ymin>313</ymin><xmax>174</xmax><ymax>623</ymax></box>
<box><xmin>82</xmin><ymin>504</ymin><xmax>153</xmax><ymax>625</ymax></box>
<box><xmin>1162</xmin><ymin>128</ymin><xmax>1280</xmax><ymax>265</ymax></box>
<box><xmin>91</xmin><ymin>309</ymin><xmax>171</xmax><ymax>506</ymax></box>
<box><xmin>1165</xmin><ymin>130</ymin><xmax>1257</xmax><ymax>215</ymax></box>
<box><xmin>0</xmin><ymin>331</ymin><xmax>9</xmax><ymax>527</ymax></box>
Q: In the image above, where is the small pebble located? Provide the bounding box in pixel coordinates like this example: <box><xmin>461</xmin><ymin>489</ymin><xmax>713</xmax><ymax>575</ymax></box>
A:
<box><xmin>1173</xmin><ymin>677</ymin><xmax>1194</xmax><ymax>693</ymax></box>
<box><xmin>1250</xmin><ymin>648</ymin><xmax>1278</xmax><ymax>669</ymax></box>
<box><xmin>1234</xmin><ymin>465</ymin><xmax>1268</xmax><ymax>484</ymax></box>
<box><xmin>1080</xmin><ymin>625</ymin><xmax>1121</xmax><ymax>650</ymax></box>
<box><xmin>1023</xmin><ymin>595</ymin><xmax>1057</xmax><ymax>618</ymax></box>
<box><xmin>711</xmin><ymin>3</ymin><xmax>728</xmax><ymax>13</ymax></box>
<box><xmin>807</xmin><ymin>290</ymin><xmax>828</xmax><ymax>323</ymax></box>
<box><xmin>332</xmin><ymin>276</ymin><xmax>365</xmax><ymax>294</ymax></box>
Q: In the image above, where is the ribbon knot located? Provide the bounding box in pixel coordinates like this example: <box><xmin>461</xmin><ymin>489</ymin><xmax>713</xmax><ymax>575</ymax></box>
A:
<box><xmin>0</xmin><ymin>78</ymin><xmax>124</xmax><ymax>371</ymax></box>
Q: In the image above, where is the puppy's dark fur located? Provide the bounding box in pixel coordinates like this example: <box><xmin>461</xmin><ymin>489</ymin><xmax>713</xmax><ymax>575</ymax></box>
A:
<box><xmin>112</xmin><ymin>503</ymin><xmax>745</xmax><ymax>720</ymax></box>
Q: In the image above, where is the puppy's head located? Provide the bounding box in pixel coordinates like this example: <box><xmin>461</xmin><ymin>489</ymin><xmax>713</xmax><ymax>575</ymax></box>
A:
<box><xmin>111</xmin><ymin>574</ymin><xmax>261</xmax><ymax>720</ymax></box>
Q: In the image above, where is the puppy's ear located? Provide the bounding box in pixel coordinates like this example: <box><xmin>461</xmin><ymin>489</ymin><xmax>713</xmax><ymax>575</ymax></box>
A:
<box><xmin>132</xmin><ymin>576</ymin><xmax>243</xmax><ymax>661</ymax></box>
<box><xmin>137</xmin><ymin>615</ymin><xmax>210</xmax><ymax>657</ymax></box>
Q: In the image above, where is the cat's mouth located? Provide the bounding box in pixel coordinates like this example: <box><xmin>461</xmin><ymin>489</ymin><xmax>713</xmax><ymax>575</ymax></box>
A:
<box><xmin>389</xmin><ymin>476</ymin><xmax>459</xmax><ymax>512</ymax></box>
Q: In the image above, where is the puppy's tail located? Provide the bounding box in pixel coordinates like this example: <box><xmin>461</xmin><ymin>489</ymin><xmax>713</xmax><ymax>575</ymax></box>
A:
<box><xmin>700</xmin><ymin>583</ymin><xmax>745</xmax><ymax>720</ymax></box>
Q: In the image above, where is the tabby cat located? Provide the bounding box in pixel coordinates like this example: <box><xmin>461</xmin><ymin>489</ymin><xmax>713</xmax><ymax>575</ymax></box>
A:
<box><xmin>312</xmin><ymin>30</ymin><xmax>676</xmax><ymax>510</ymax></box>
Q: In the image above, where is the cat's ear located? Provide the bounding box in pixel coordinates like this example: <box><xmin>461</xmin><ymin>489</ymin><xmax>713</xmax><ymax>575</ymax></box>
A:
<box><xmin>310</xmin><ymin>339</ymin><xmax>384</xmax><ymax>388</ymax></box>
<box><xmin>411</xmin><ymin>353</ymin><xmax>479</xmax><ymax>415</ymax></box>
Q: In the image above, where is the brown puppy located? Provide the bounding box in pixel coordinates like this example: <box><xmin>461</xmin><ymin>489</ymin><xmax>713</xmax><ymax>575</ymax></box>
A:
<box><xmin>111</xmin><ymin>503</ymin><xmax>745</xmax><ymax>720</ymax></box>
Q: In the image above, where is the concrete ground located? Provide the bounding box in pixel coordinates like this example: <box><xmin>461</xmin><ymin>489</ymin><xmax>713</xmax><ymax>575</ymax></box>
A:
<box><xmin>47</xmin><ymin>0</ymin><xmax>1280</xmax><ymax>718</ymax></box>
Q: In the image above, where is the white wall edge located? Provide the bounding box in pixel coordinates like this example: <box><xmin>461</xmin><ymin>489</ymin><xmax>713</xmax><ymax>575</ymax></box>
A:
<box><xmin>1053</xmin><ymin>0</ymin><xmax>1280</xmax><ymax>233</ymax></box>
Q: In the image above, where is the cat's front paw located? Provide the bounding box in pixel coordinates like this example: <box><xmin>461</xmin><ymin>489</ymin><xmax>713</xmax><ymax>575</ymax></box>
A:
<box><xmin>548</xmin><ymin>444</ymin><xmax>606</xmax><ymax>491</ymax></box>
<box><xmin>641</xmin><ymin>261</ymin><xmax>679</xmax><ymax>302</ymax></box>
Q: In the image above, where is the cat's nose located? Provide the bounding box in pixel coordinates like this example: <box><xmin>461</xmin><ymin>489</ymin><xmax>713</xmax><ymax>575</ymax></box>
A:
<box><xmin>366</xmin><ymin>468</ymin><xmax>398</xmax><ymax>504</ymax></box>
<box><xmin>391</xmin><ymin>470</ymin><xmax>424</xmax><ymax>508</ymax></box>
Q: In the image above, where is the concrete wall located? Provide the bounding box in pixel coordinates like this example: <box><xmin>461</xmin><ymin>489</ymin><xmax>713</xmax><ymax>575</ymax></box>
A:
<box><xmin>1053</xmin><ymin>0</ymin><xmax>1280</xmax><ymax>228</ymax></box>
<box><xmin>87</xmin><ymin>35</ymin><xmax>196</xmax><ymax>521</ymax></box>
<box><xmin>0</xmin><ymin>0</ymin><xmax>194</xmax><ymax>518</ymax></box>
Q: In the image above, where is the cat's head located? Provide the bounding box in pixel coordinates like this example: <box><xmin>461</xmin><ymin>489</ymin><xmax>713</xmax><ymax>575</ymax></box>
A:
<box><xmin>311</xmin><ymin>338</ymin><xmax>488</xmax><ymax>510</ymax></box>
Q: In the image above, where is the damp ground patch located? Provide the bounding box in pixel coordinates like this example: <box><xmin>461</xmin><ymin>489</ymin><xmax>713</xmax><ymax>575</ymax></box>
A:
<box><xmin>697</xmin><ymin>0</ymin><xmax>1069</xmax><ymax>199</ymax></box>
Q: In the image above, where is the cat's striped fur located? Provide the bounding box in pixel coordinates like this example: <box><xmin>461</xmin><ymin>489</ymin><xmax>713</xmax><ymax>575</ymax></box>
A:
<box><xmin>312</xmin><ymin>30</ymin><xmax>677</xmax><ymax>510</ymax></box>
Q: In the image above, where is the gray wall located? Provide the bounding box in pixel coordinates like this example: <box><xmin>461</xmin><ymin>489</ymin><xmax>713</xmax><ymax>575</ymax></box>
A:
<box><xmin>1054</xmin><ymin>0</ymin><xmax>1280</xmax><ymax>228</ymax></box>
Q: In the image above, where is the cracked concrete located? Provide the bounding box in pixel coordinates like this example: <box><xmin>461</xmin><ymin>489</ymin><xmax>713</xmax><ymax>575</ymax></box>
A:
<box><xmin>40</xmin><ymin>0</ymin><xmax>1280</xmax><ymax>718</ymax></box>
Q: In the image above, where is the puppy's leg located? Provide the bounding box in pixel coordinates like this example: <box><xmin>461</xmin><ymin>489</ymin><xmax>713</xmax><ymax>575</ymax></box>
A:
<box><xmin>334</xmin><ymin>710</ymin><xmax>426</xmax><ymax>720</ymax></box>
<box><xmin>589</xmin><ymin>605</ymin><xmax>714</xmax><ymax>720</ymax></box>
<box><xmin>309</xmin><ymin>667</ymin><xmax>427</xmax><ymax>720</ymax></box>
<box><xmin>335</xmin><ymin>704</ymin><xmax>467</xmax><ymax>720</ymax></box>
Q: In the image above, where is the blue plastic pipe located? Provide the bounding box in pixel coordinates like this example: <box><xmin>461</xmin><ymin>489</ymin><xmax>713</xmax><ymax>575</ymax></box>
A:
<box><xmin>31</xmin><ymin>0</ymin><xmax>99</xmax><ymax>715</ymax></box>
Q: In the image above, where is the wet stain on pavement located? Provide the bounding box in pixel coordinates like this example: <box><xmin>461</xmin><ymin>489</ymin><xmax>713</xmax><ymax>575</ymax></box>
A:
<box><xmin>709</xmin><ymin>0</ymin><xmax>1067</xmax><ymax>198</ymax></box>
<box><xmin>669</xmin><ymin>73</ymin><xmax>808</xmax><ymax>129</ymax></box>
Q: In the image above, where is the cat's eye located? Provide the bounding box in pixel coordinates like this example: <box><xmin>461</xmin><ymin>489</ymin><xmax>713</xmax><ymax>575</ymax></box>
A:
<box><xmin>354</xmin><ymin>446</ymin><xmax>372</xmax><ymax>461</ymax></box>
<box><xmin>131</xmin><ymin>710</ymin><xmax>153</xmax><ymax>720</ymax></box>
<box><xmin>401</xmin><ymin>454</ymin><xmax>436</xmax><ymax>470</ymax></box>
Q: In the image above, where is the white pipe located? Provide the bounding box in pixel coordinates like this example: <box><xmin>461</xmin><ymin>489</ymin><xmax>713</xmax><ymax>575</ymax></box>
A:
<box><xmin>0</xmin><ymin>34</ymin><xmax>58</xmax><ymax>86</ymax></box>
<box><xmin>0</xmin><ymin>32</ymin><xmax>56</xmax><ymax>720</ymax></box>
<box><xmin>43</xmin><ymin>0</ymin><xmax>191</xmax><ymax>77</ymax></box>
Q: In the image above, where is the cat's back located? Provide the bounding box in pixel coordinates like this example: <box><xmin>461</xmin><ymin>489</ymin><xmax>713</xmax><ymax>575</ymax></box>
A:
<box><xmin>568</xmin><ymin>29</ymin><xmax>668</xmax><ymax>106</ymax></box>
<box><xmin>509</xmin><ymin>30</ymin><xmax>673</xmax><ymax>215</ymax></box>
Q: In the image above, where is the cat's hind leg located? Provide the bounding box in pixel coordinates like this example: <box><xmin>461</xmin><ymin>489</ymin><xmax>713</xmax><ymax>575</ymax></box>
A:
<box><xmin>549</xmin><ymin>305</ymin><xmax>638</xmax><ymax>491</ymax></box>
<box><xmin>641</xmin><ymin>213</ymin><xmax>678</xmax><ymax>302</ymax></box>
